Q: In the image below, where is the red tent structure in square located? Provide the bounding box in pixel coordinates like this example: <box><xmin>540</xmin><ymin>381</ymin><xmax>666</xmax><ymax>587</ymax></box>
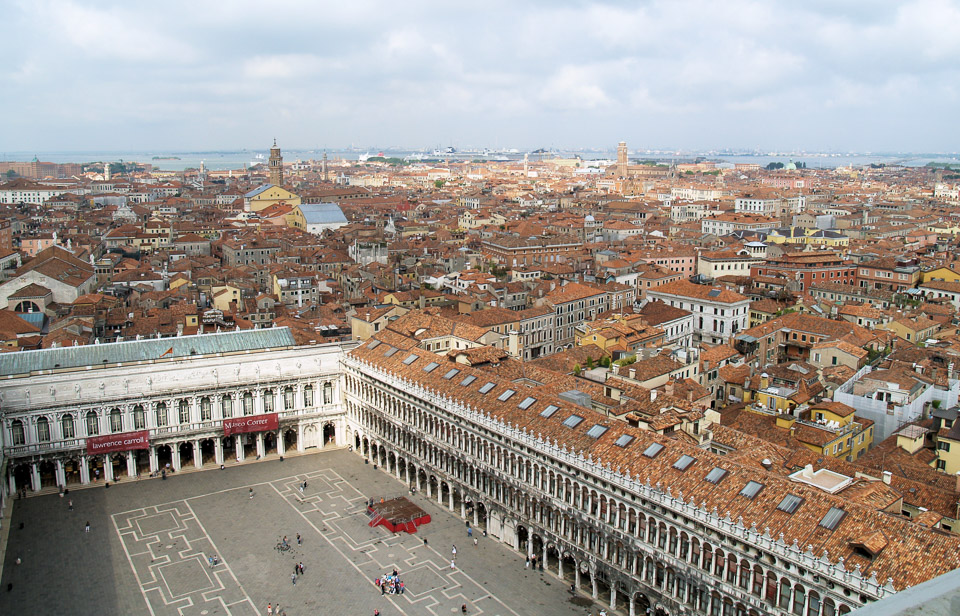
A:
<box><xmin>368</xmin><ymin>497</ymin><xmax>431</xmax><ymax>533</ymax></box>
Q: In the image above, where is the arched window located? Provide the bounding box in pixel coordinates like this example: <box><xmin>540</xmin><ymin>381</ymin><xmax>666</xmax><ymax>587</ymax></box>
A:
<box><xmin>221</xmin><ymin>396</ymin><xmax>233</xmax><ymax>419</ymax></box>
<box><xmin>155</xmin><ymin>403</ymin><xmax>168</xmax><ymax>427</ymax></box>
<box><xmin>243</xmin><ymin>392</ymin><xmax>253</xmax><ymax>416</ymax></box>
<box><xmin>61</xmin><ymin>414</ymin><xmax>75</xmax><ymax>439</ymax></box>
<box><xmin>792</xmin><ymin>584</ymin><xmax>805</xmax><ymax>615</ymax></box>
<box><xmin>110</xmin><ymin>408</ymin><xmax>123</xmax><ymax>433</ymax></box>
<box><xmin>200</xmin><ymin>397</ymin><xmax>211</xmax><ymax>421</ymax></box>
<box><xmin>284</xmin><ymin>386</ymin><xmax>294</xmax><ymax>410</ymax></box>
<box><xmin>263</xmin><ymin>389</ymin><xmax>274</xmax><ymax>413</ymax></box>
<box><xmin>323</xmin><ymin>382</ymin><xmax>332</xmax><ymax>405</ymax></box>
<box><xmin>134</xmin><ymin>405</ymin><xmax>145</xmax><ymax>430</ymax></box>
<box><xmin>36</xmin><ymin>416</ymin><xmax>50</xmax><ymax>442</ymax></box>
<box><xmin>179</xmin><ymin>400</ymin><xmax>190</xmax><ymax>424</ymax></box>
<box><xmin>86</xmin><ymin>411</ymin><xmax>99</xmax><ymax>436</ymax></box>
<box><xmin>11</xmin><ymin>419</ymin><xmax>25</xmax><ymax>445</ymax></box>
<box><xmin>304</xmin><ymin>385</ymin><xmax>314</xmax><ymax>407</ymax></box>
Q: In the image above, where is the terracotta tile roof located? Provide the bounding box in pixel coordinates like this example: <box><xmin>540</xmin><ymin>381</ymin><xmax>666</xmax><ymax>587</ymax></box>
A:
<box><xmin>350</xmin><ymin>331</ymin><xmax>960</xmax><ymax>591</ymax></box>
<box><xmin>648</xmin><ymin>279</ymin><xmax>748</xmax><ymax>304</ymax></box>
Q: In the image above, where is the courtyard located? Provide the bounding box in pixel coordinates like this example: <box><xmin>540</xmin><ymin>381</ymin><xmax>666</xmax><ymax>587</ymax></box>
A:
<box><xmin>1</xmin><ymin>448</ymin><xmax>601</xmax><ymax>616</ymax></box>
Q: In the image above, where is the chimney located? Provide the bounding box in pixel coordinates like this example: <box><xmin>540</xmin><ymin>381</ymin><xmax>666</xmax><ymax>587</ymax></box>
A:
<box><xmin>650</xmin><ymin>389</ymin><xmax>658</xmax><ymax>402</ymax></box>
<box><xmin>761</xmin><ymin>458</ymin><xmax>772</xmax><ymax>470</ymax></box>
<box><xmin>629</xmin><ymin>368</ymin><xmax>636</xmax><ymax>380</ymax></box>
<box><xmin>665</xmin><ymin>381</ymin><xmax>675</xmax><ymax>397</ymax></box>
<box><xmin>760</xmin><ymin>372</ymin><xmax>769</xmax><ymax>389</ymax></box>
<box><xmin>882</xmin><ymin>471</ymin><xmax>892</xmax><ymax>485</ymax></box>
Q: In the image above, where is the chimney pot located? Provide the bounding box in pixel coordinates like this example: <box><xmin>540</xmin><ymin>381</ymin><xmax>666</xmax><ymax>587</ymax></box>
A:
<box><xmin>882</xmin><ymin>471</ymin><xmax>892</xmax><ymax>485</ymax></box>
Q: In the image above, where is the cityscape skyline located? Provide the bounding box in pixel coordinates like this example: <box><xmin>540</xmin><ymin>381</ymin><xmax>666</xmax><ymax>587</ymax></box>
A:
<box><xmin>3</xmin><ymin>0</ymin><xmax>959</xmax><ymax>152</ymax></box>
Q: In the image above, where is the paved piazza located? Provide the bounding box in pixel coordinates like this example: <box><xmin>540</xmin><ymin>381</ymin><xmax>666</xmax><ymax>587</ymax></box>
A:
<box><xmin>1</xmin><ymin>449</ymin><xmax>595</xmax><ymax>616</ymax></box>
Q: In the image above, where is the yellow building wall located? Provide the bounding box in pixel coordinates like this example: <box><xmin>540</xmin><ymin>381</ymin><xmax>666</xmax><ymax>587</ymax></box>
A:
<box><xmin>922</xmin><ymin>267</ymin><xmax>960</xmax><ymax>284</ymax></box>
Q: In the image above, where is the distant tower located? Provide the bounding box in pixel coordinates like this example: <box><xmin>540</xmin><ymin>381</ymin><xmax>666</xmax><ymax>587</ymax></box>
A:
<box><xmin>322</xmin><ymin>151</ymin><xmax>329</xmax><ymax>182</ymax></box>
<box><xmin>268</xmin><ymin>139</ymin><xmax>284</xmax><ymax>186</ymax></box>
<box><xmin>523</xmin><ymin>153</ymin><xmax>529</xmax><ymax>176</ymax></box>
<box><xmin>616</xmin><ymin>141</ymin><xmax>628</xmax><ymax>177</ymax></box>
<box><xmin>104</xmin><ymin>162</ymin><xmax>112</xmax><ymax>181</ymax></box>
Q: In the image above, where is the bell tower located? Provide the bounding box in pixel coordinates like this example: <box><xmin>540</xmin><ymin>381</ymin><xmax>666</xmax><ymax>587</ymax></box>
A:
<box><xmin>268</xmin><ymin>139</ymin><xmax>284</xmax><ymax>186</ymax></box>
<box><xmin>616</xmin><ymin>141</ymin><xmax>628</xmax><ymax>177</ymax></box>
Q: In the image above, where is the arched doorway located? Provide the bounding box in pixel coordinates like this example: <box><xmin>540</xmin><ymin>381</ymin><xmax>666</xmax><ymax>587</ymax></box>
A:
<box><xmin>475</xmin><ymin>502</ymin><xmax>488</xmax><ymax>530</ymax></box>
<box><xmin>634</xmin><ymin>593</ymin><xmax>651</xmax><ymax>616</ymax></box>
<box><xmin>322</xmin><ymin>422</ymin><xmax>336</xmax><ymax>447</ymax></box>
<box><xmin>156</xmin><ymin>444</ymin><xmax>173</xmax><ymax>470</ymax></box>
<box><xmin>302</xmin><ymin>424</ymin><xmax>318</xmax><ymax>449</ymax></box>
<box><xmin>38</xmin><ymin>460</ymin><xmax>57</xmax><ymax>488</ymax></box>
<box><xmin>354</xmin><ymin>432</ymin><xmax>362</xmax><ymax>450</ymax></box>
<box><xmin>283</xmin><ymin>428</ymin><xmax>298</xmax><ymax>451</ymax></box>
<box><xmin>221</xmin><ymin>437</ymin><xmax>235</xmax><ymax>462</ymax></box>
<box><xmin>134</xmin><ymin>450</ymin><xmax>150</xmax><ymax>476</ymax></box>
<box><xmin>200</xmin><ymin>438</ymin><xmax>216</xmax><ymax>465</ymax></box>
<box><xmin>13</xmin><ymin>463</ymin><xmax>31</xmax><ymax>492</ymax></box>
<box><xmin>516</xmin><ymin>524</ymin><xmax>529</xmax><ymax>553</ymax></box>
<box><xmin>64</xmin><ymin>457</ymin><xmax>82</xmax><ymax>485</ymax></box>
<box><xmin>530</xmin><ymin>533</ymin><xmax>545</xmax><ymax>570</ymax></box>
<box><xmin>179</xmin><ymin>442</ymin><xmax>194</xmax><ymax>468</ymax></box>
<box><xmin>88</xmin><ymin>455</ymin><xmax>105</xmax><ymax>482</ymax></box>
<box><xmin>111</xmin><ymin>453</ymin><xmax>127</xmax><ymax>480</ymax></box>
<box><xmin>263</xmin><ymin>432</ymin><xmax>277</xmax><ymax>456</ymax></box>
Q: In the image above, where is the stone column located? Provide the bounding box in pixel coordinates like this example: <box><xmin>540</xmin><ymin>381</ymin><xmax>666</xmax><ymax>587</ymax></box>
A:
<box><xmin>256</xmin><ymin>432</ymin><xmax>265</xmax><ymax>458</ymax></box>
<box><xmin>125</xmin><ymin>452</ymin><xmax>136</xmax><ymax>478</ymax></box>
<box><xmin>235</xmin><ymin>435</ymin><xmax>244</xmax><ymax>462</ymax></box>
<box><xmin>8</xmin><ymin>473</ymin><xmax>17</xmax><ymax>495</ymax></box>
<box><xmin>55</xmin><ymin>460</ymin><xmax>66</xmax><ymax>488</ymax></box>
<box><xmin>193</xmin><ymin>441</ymin><xmax>203</xmax><ymax>469</ymax></box>
<box><xmin>149</xmin><ymin>448</ymin><xmax>158</xmax><ymax>474</ymax></box>
<box><xmin>80</xmin><ymin>455</ymin><xmax>91</xmax><ymax>484</ymax></box>
<box><xmin>214</xmin><ymin>438</ymin><xmax>224</xmax><ymax>465</ymax></box>
<box><xmin>629</xmin><ymin>594</ymin><xmax>636</xmax><ymax>616</ymax></box>
<box><xmin>278</xmin><ymin>429</ymin><xmax>286</xmax><ymax>456</ymax></box>
<box><xmin>574</xmin><ymin>565</ymin><xmax>581</xmax><ymax>591</ymax></box>
<box><xmin>473</xmin><ymin>504</ymin><xmax>479</xmax><ymax>527</ymax></box>
<box><xmin>103</xmin><ymin>455</ymin><xmax>114</xmax><ymax>483</ymax></box>
<box><xmin>460</xmin><ymin>498</ymin><xmax>466</xmax><ymax>519</ymax></box>
<box><xmin>558</xmin><ymin>554</ymin><xmax>564</xmax><ymax>579</ymax></box>
<box><xmin>297</xmin><ymin>425</ymin><xmax>305</xmax><ymax>452</ymax></box>
<box><xmin>30</xmin><ymin>462</ymin><xmax>41</xmax><ymax>491</ymax></box>
<box><xmin>611</xmin><ymin>587</ymin><xmax>618</xmax><ymax>611</ymax></box>
<box><xmin>448</xmin><ymin>489</ymin><xmax>454</xmax><ymax>511</ymax></box>
<box><xmin>542</xmin><ymin>542</ymin><xmax>548</xmax><ymax>570</ymax></box>
<box><xmin>591</xmin><ymin>569</ymin><xmax>598</xmax><ymax>599</ymax></box>
<box><xmin>171</xmin><ymin>444</ymin><xmax>181</xmax><ymax>471</ymax></box>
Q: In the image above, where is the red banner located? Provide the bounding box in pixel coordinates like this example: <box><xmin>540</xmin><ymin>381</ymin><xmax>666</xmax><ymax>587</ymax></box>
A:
<box><xmin>223</xmin><ymin>413</ymin><xmax>279</xmax><ymax>436</ymax></box>
<box><xmin>86</xmin><ymin>430</ymin><xmax>150</xmax><ymax>455</ymax></box>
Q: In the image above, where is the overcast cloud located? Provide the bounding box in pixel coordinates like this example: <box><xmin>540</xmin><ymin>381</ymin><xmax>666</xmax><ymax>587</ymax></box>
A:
<box><xmin>2</xmin><ymin>0</ymin><xmax>958</xmax><ymax>152</ymax></box>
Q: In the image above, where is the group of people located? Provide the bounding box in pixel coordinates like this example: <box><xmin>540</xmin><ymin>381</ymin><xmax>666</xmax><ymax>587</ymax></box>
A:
<box><xmin>290</xmin><ymin>561</ymin><xmax>305</xmax><ymax>585</ymax></box>
<box><xmin>375</xmin><ymin>569</ymin><xmax>406</xmax><ymax>595</ymax></box>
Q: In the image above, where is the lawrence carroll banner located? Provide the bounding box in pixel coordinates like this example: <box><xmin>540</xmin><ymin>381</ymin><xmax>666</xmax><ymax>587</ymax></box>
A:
<box><xmin>222</xmin><ymin>413</ymin><xmax>279</xmax><ymax>436</ymax></box>
<box><xmin>86</xmin><ymin>430</ymin><xmax>150</xmax><ymax>455</ymax></box>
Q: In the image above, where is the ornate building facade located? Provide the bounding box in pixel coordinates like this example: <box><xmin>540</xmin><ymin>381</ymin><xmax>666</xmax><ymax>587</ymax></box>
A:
<box><xmin>1</xmin><ymin>329</ymin><xmax>352</xmax><ymax>492</ymax></box>
<box><xmin>341</xmin><ymin>335</ymin><xmax>960</xmax><ymax>616</ymax></box>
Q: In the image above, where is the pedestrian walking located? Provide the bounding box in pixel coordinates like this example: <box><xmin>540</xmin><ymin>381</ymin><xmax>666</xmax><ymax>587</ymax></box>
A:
<box><xmin>374</xmin><ymin>610</ymin><xmax>380</xmax><ymax>616</ymax></box>
<box><xmin>291</xmin><ymin>573</ymin><xmax>296</xmax><ymax>586</ymax></box>
<box><xmin>296</xmin><ymin>533</ymin><xmax>301</xmax><ymax>545</ymax></box>
<box><xmin>473</xmin><ymin>537</ymin><xmax>478</xmax><ymax>547</ymax></box>
<box><xmin>452</xmin><ymin>545</ymin><xmax>457</xmax><ymax>559</ymax></box>
<box><xmin>381</xmin><ymin>581</ymin><xmax>386</xmax><ymax>595</ymax></box>
<box><xmin>249</xmin><ymin>488</ymin><xmax>254</xmax><ymax>499</ymax></box>
<box><xmin>267</xmin><ymin>603</ymin><xmax>273</xmax><ymax>616</ymax></box>
<box><xmin>525</xmin><ymin>556</ymin><xmax>530</xmax><ymax>569</ymax></box>
<box><xmin>450</xmin><ymin>559</ymin><xmax>456</xmax><ymax>570</ymax></box>
<box><xmin>299</xmin><ymin>562</ymin><xmax>304</xmax><ymax>575</ymax></box>
<box><xmin>84</xmin><ymin>521</ymin><xmax>90</xmax><ymax>533</ymax></box>
<box><xmin>298</xmin><ymin>485</ymin><xmax>303</xmax><ymax>495</ymax></box>
<box><xmin>68</xmin><ymin>499</ymin><xmax>73</xmax><ymax>511</ymax></box>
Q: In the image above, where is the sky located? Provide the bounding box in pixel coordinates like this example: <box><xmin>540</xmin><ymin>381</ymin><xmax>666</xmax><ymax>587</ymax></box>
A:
<box><xmin>2</xmin><ymin>0</ymin><xmax>959</xmax><ymax>153</ymax></box>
